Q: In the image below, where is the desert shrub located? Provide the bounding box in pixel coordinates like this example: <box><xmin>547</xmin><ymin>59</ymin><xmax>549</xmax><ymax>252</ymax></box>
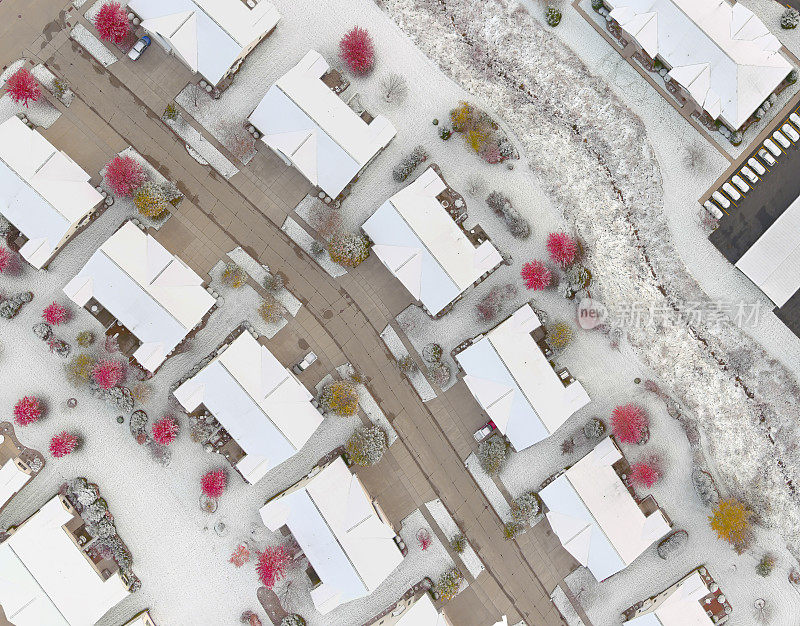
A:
<box><xmin>392</xmin><ymin>145</ymin><xmax>429</xmax><ymax>182</ymax></box>
<box><xmin>476</xmin><ymin>284</ymin><xmax>515</xmax><ymax>323</ymax></box>
<box><xmin>131</xmin><ymin>383</ymin><xmax>151</xmax><ymax>404</ymax></box>
<box><xmin>281</xmin><ymin>616</ymin><xmax>306</xmax><ymax>626</ymax></box>
<box><xmin>782</xmin><ymin>7</ymin><xmax>799</xmax><ymax>29</ymax></box>
<box><xmin>263</xmin><ymin>273</ymin><xmax>284</xmax><ymax>292</ymax></box>
<box><xmin>465</xmin><ymin>176</ymin><xmax>485</xmax><ymax>197</ymax></box>
<box><xmin>511</xmin><ymin>492</ymin><xmax>540</xmax><ymax>521</ymax></box>
<box><xmin>397</xmin><ymin>355</ymin><xmax>417</xmax><ymax>374</ymax></box>
<box><xmin>346</xmin><ymin>426</ymin><xmax>388</xmax><ymax>466</ymax></box>
<box><xmin>310</xmin><ymin>241</ymin><xmax>325</xmax><ymax>256</ymax></box>
<box><xmin>450</xmin><ymin>534</ymin><xmax>466</xmax><ymax>553</ymax></box>
<box><xmin>422</xmin><ymin>343</ymin><xmax>443</xmax><ymax>363</ymax></box>
<box><xmin>477</xmin><ymin>435</ymin><xmax>510</xmax><ymax>475</ymax></box>
<box><xmin>6</xmin><ymin>68</ymin><xmax>41</xmax><ymax>107</ymax></box>
<box><xmin>611</xmin><ymin>403</ymin><xmax>649</xmax><ymax>444</ymax></box>
<box><xmin>435</xmin><ymin>569</ymin><xmax>463</xmax><ymax>602</ymax></box>
<box><xmin>428</xmin><ymin>362</ymin><xmax>451</xmax><ymax>387</ymax></box>
<box><xmin>756</xmin><ymin>554</ymin><xmax>776</xmax><ymax>577</ymax></box>
<box><xmin>321</xmin><ymin>380</ymin><xmax>359</xmax><ymax>416</ymax></box>
<box><xmin>565</xmin><ymin>264</ymin><xmax>591</xmax><ymax>291</ymax></box>
<box><xmin>631</xmin><ymin>458</ymin><xmax>661</xmax><ymax>488</ymax></box>
<box><xmin>547</xmin><ymin>232</ymin><xmax>578</xmax><ymax>267</ymax></box>
<box><xmin>258</xmin><ymin>297</ymin><xmax>284</xmax><ymax>324</ymax></box>
<box><xmin>94</xmin><ymin>1</ymin><xmax>129</xmax><ymax>43</ymax></box>
<box><xmin>221</xmin><ymin>263</ymin><xmax>246</xmax><ymax>288</ymax></box>
<box><xmin>339</xmin><ymin>26</ymin><xmax>375</xmax><ymax>73</ymax></box>
<box><xmin>76</xmin><ymin>331</ymin><xmax>95</xmax><ymax>347</ymax></box>
<box><xmin>163</xmin><ymin>103</ymin><xmax>178</xmax><ymax>120</ymax></box>
<box><xmin>521</xmin><ymin>260</ymin><xmax>551</xmax><ymax>290</ymax></box>
<box><xmin>105</xmin><ymin>155</ymin><xmax>146</xmax><ymax>197</ymax></box>
<box><xmin>503</xmin><ymin>521</ymin><xmax>522</xmax><ymax>540</ymax></box>
<box><xmin>591</xmin><ymin>0</ymin><xmax>604</xmax><ymax>10</ymax></box>
<box><xmin>485</xmin><ymin>191</ymin><xmax>529</xmax><ymax>238</ymax></box>
<box><xmin>134</xmin><ymin>182</ymin><xmax>170</xmax><ymax>218</ymax></box>
<box><xmin>789</xmin><ymin>69</ymin><xmax>799</xmax><ymax>84</ymax></box>
<box><xmin>438</xmin><ymin>125</ymin><xmax>452</xmax><ymax>140</ymax></box>
<box><xmin>380</xmin><ymin>72</ymin><xmax>407</xmax><ymax>104</ymax></box>
<box><xmin>67</xmin><ymin>353</ymin><xmax>97</xmax><ymax>385</ymax></box>
<box><xmin>546</xmin><ymin>322</ymin><xmax>574</xmax><ymax>350</ymax></box>
<box><xmin>729</xmin><ymin>131</ymin><xmax>742</xmax><ymax>146</ymax></box>
<box><xmin>709</xmin><ymin>498</ymin><xmax>752</xmax><ymax>550</ymax></box>
<box><xmin>583</xmin><ymin>417</ymin><xmax>605</xmax><ymax>440</ymax></box>
<box><xmin>328</xmin><ymin>232</ymin><xmax>370</xmax><ymax>267</ymax></box>
<box><xmin>546</xmin><ymin>5</ymin><xmax>562</xmax><ymax>26</ymax></box>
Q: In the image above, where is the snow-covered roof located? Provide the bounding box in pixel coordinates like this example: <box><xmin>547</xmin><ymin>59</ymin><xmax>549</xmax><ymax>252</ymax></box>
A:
<box><xmin>0</xmin><ymin>116</ymin><xmax>102</xmax><ymax>269</ymax></box>
<box><xmin>627</xmin><ymin>571</ymin><xmax>714</xmax><ymax>625</ymax></box>
<box><xmin>173</xmin><ymin>332</ymin><xmax>323</xmax><ymax>484</ymax></box>
<box><xmin>396</xmin><ymin>594</ymin><xmax>450</xmax><ymax>626</ymax></box>
<box><xmin>0</xmin><ymin>458</ymin><xmax>31</xmax><ymax>512</ymax></box>
<box><xmin>606</xmin><ymin>0</ymin><xmax>791</xmax><ymax>129</ymax></box>
<box><xmin>259</xmin><ymin>457</ymin><xmax>403</xmax><ymax>614</ymax></box>
<box><xmin>363</xmin><ymin>167</ymin><xmax>502</xmax><ymax>316</ymax></box>
<box><xmin>128</xmin><ymin>0</ymin><xmax>280</xmax><ymax>85</ymax></box>
<box><xmin>121</xmin><ymin>610</ymin><xmax>157</xmax><ymax>626</ymax></box>
<box><xmin>248</xmin><ymin>50</ymin><xmax>397</xmax><ymax>198</ymax></box>
<box><xmin>63</xmin><ymin>221</ymin><xmax>215</xmax><ymax>372</ymax></box>
<box><xmin>735</xmin><ymin>193</ymin><xmax>800</xmax><ymax>307</ymax></box>
<box><xmin>0</xmin><ymin>495</ymin><xmax>130</xmax><ymax>626</ymax></box>
<box><xmin>540</xmin><ymin>438</ymin><xmax>670</xmax><ymax>580</ymax></box>
<box><xmin>455</xmin><ymin>304</ymin><xmax>590</xmax><ymax>450</ymax></box>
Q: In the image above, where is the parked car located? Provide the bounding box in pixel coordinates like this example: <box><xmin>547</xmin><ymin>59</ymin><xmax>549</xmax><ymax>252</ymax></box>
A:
<box><xmin>748</xmin><ymin>156</ymin><xmax>767</xmax><ymax>174</ymax></box>
<box><xmin>127</xmin><ymin>35</ymin><xmax>151</xmax><ymax>61</ymax></box>
<box><xmin>763</xmin><ymin>139</ymin><xmax>781</xmax><ymax>157</ymax></box>
<box><xmin>712</xmin><ymin>191</ymin><xmax>731</xmax><ymax>209</ymax></box>
<box><xmin>756</xmin><ymin>150</ymin><xmax>776</xmax><ymax>167</ymax></box>
<box><xmin>740</xmin><ymin>166</ymin><xmax>758</xmax><ymax>184</ymax></box>
<box><xmin>703</xmin><ymin>200</ymin><xmax>723</xmax><ymax>219</ymax></box>
<box><xmin>790</xmin><ymin>112</ymin><xmax>800</xmax><ymax>128</ymax></box>
<box><xmin>772</xmin><ymin>131</ymin><xmax>790</xmax><ymax>150</ymax></box>
<box><xmin>783</xmin><ymin>123</ymin><xmax>800</xmax><ymax>142</ymax></box>
<box><xmin>731</xmin><ymin>175</ymin><xmax>749</xmax><ymax>193</ymax></box>
<box><xmin>722</xmin><ymin>183</ymin><xmax>741</xmax><ymax>201</ymax></box>
<box><xmin>473</xmin><ymin>421</ymin><xmax>497</xmax><ymax>442</ymax></box>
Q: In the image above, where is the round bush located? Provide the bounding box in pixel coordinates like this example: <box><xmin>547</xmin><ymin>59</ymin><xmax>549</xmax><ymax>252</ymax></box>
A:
<box><xmin>546</xmin><ymin>6</ymin><xmax>562</xmax><ymax>27</ymax></box>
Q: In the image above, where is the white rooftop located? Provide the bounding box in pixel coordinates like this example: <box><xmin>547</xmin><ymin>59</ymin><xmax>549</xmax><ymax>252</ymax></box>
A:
<box><xmin>627</xmin><ymin>571</ymin><xmax>714</xmax><ymax>626</ymax></box>
<box><xmin>455</xmin><ymin>304</ymin><xmax>590</xmax><ymax>450</ymax></box>
<box><xmin>396</xmin><ymin>594</ymin><xmax>450</xmax><ymax>626</ymax></box>
<box><xmin>606</xmin><ymin>0</ymin><xmax>791</xmax><ymax>129</ymax></box>
<box><xmin>173</xmin><ymin>332</ymin><xmax>323</xmax><ymax>484</ymax></box>
<box><xmin>259</xmin><ymin>457</ymin><xmax>403</xmax><ymax>614</ymax></box>
<box><xmin>248</xmin><ymin>50</ymin><xmax>397</xmax><ymax>198</ymax></box>
<box><xmin>0</xmin><ymin>116</ymin><xmax>102</xmax><ymax>269</ymax></box>
<box><xmin>0</xmin><ymin>495</ymin><xmax>130</xmax><ymax>626</ymax></box>
<box><xmin>735</xmin><ymin>194</ymin><xmax>800</xmax><ymax>307</ymax></box>
<box><xmin>0</xmin><ymin>457</ymin><xmax>31</xmax><ymax>513</ymax></box>
<box><xmin>128</xmin><ymin>0</ymin><xmax>280</xmax><ymax>85</ymax></box>
<box><xmin>540</xmin><ymin>438</ymin><xmax>670</xmax><ymax>581</ymax></box>
<box><xmin>362</xmin><ymin>167</ymin><xmax>502</xmax><ymax>316</ymax></box>
<box><xmin>63</xmin><ymin>221</ymin><xmax>215</xmax><ymax>372</ymax></box>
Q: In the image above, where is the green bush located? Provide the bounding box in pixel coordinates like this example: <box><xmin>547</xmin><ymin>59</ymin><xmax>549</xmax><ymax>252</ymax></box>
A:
<box><xmin>591</xmin><ymin>0</ymin><xmax>604</xmax><ymax>10</ymax></box>
<box><xmin>546</xmin><ymin>6</ymin><xmax>562</xmax><ymax>27</ymax></box>
<box><xmin>477</xmin><ymin>435</ymin><xmax>510</xmax><ymax>475</ymax></box>
<box><xmin>450</xmin><ymin>534</ymin><xmax>466</xmax><ymax>553</ymax></box>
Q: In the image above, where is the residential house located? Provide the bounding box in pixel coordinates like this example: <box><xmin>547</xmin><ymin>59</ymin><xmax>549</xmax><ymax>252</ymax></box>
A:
<box><xmin>128</xmin><ymin>0</ymin><xmax>280</xmax><ymax>87</ymax></box>
<box><xmin>122</xmin><ymin>609</ymin><xmax>158</xmax><ymax>626</ymax></box>
<box><xmin>259</xmin><ymin>456</ymin><xmax>404</xmax><ymax>614</ymax></box>
<box><xmin>63</xmin><ymin>220</ymin><xmax>216</xmax><ymax>374</ymax></box>
<box><xmin>0</xmin><ymin>422</ymin><xmax>44</xmax><ymax>516</ymax></box>
<box><xmin>363</xmin><ymin>166</ymin><xmax>503</xmax><ymax>317</ymax></box>
<box><xmin>366</xmin><ymin>590</ymin><xmax>453</xmax><ymax>626</ymax></box>
<box><xmin>539</xmin><ymin>437</ymin><xmax>671</xmax><ymax>581</ymax></box>
<box><xmin>248</xmin><ymin>49</ymin><xmax>397</xmax><ymax>200</ymax></box>
<box><xmin>173</xmin><ymin>330</ymin><xmax>323</xmax><ymax>484</ymax></box>
<box><xmin>0</xmin><ymin>116</ymin><xmax>102</xmax><ymax>269</ymax></box>
<box><xmin>454</xmin><ymin>304</ymin><xmax>590</xmax><ymax>450</ymax></box>
<box><xmin>623</xmin><ymin>566</ymin><xmax>732</xmax><ymax>625</ymax></box>
<box><xmin>604</xmin><ymin>0</ymin><xmax>792</xmax><ymax>130</ymax></box>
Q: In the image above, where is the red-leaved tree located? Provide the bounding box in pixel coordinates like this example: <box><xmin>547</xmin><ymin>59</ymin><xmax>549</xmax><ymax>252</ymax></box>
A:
<box><xmin>339</xmin><ymin>27</ymin><xmax>375</xmax><ymax>74</ymax></box>
<box><xmin>94</xmin><ymin>2</ymin><xmax>130</xmax><ymax>44</ymax></box>
<box><xmin>151</xmin><ymin>417</ymin><xmax>179</xmax><ymax>446</ymax></box>
<box><xmin>611</xmin><ymin>403</ymin><xmax>649</xmax><ymax>444</ymax></box>
<box><xmin>201</xmin><ymin>469</ymin><xmax>227</xmax><ymax>498</ymax></box>
<box><xmin>92</xmin><ymin>360</ymin><xmax>125</xmax><ymax>390</ymax></box>
<box><xmin>521</xmin><ymin>260</ymin><xmax>552</xmax><ymax>291</ymax></box>
<box><xmin>50</xmin><ymin>432</ymin><xmax>79</xmax><ymax>458</ymax></box>
<box><xmin>546</xmin><ymin>232</ymin><xmax>578</xmax><ymax>268</ymax></box>
<box><xmin>6</xmin><ymin>68</ymin><xmax>41</xmax><ymax>107</ymax></box>
<box><xmin>104</xmin><ymin>155</ymin><xmax>146</xmax><ymax>197</ymax></box>
<box><xmin>42</xmin><ymin>302</ymin><xmax>69</xmax><ymax>325</ymax></box>
<box><xmin>14</xmin><ymin>396</ymin><xmax>42</xmax><ymax>426</ymax></box>
<box><xmin>256</xmin><ymin>545</ymin><xmax>291</xmax><ymax>588</ymax></box>
<box><xmin>230</xmin><ymin>544</ymin><xmax>251</xmax><ymax>568</ymax></box>
<box><xmin>630</xmin><ymin>459</ymin><xmax>660</xmax><ymax>488</ymax></box>
<box><xmin>0</xmin><ymin>247</ymin><xmax>13</xmax><ymax>274</ymax></box>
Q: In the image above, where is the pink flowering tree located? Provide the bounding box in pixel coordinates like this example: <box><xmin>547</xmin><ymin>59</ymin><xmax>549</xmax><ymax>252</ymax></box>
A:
<box><xmin>94</xmin><ymin>2</ymin><xmax>130</xmax><ymax>44</ymax></box>
<box><xmin>546</xmin><ymin>232</ymin><xmax>578</xmax><ymax>268</ymax></box>
<box><xmin>92</xmin><ymin>360</ymin><xmax>125</xmax><ymax>390</ymax></box>
<box><xmin>611</xmin><ymin>403</ymin><xmax>649</xmax><ymax>444</ymax></box>
<box><xmin>151</xmin><ymin>417</ymin><xmax>179</xmax><ymax>446</ymax></box>
<box><xmin>630</xmin><ymin>459</ymin><xmax>660</xmax><ymax>488</ymax></box>
<box><xmin>104</xmin><ymin>155</ymin><xmax>146</xmax><ymax>197</ymax></box>
<box><xmin>13</xmin><ymin>396</ymin><xmax>42</xmax><ymax>426</ymax></box>
<box><xmin>521</xmin><ymin>260</ymin><xmax>552</xmax><ymax>290</ymax></box>
<box><xmin>201</xmin><ymin>469</ymin><xmax>227</xmax><ymax>499</ymax></box>
<box><xmin>50</xmin><ymin>432</ymin><xmax>79</xmax><ymax>458</ymax></box>
<box><xmin>339</xmin><ymin>27</ymin><xmax>375</xmax><ymax>73</ymax></box>
<box><xmin>42</xmin><ymin>302</ymin><xmax>69</xmax><ymax>325</ymax></box>
<box><xmin>256</xmin><ymin>545</ymin><xmax>291</xmax><ymax>588</ymax></box>
<box><xmin>6</xmin><ymin>68</ymin><xmax>41</xmax><ymax>107</ymax></box>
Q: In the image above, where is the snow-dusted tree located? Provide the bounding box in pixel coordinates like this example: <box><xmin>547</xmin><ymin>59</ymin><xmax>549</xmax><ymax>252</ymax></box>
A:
<box><xmin>709</xmin><ymin>498</ymin><xmax>752</xmax><ymax>550</ymax></box>
<box><xmin>521</xmin><ymin>260</ymin><xmax>551</xmax><ymax>290</ymax></box>
<box><xmin>346</xmin><ymin>426</ymin><xmax>387</xmax><ymax>466</ymax></box>
<box><xmin>782</xmin><ymin>7</ymin><xmax>799</xmax><ymax>29</ymax></box>
<box><xmin>256</xmin><ymin>545</ymin><xmax>291</xmax><ymax>588</ymax></box>
<box><xmin>14</xmin><ymin>396</ymin><xmax>42</xmax><ymax>426</ymax></box>
<box><xmin>151</xmin><ymin>417</ymin><xmax>179</xmax><ymax>446</ymax></box>
<box><xmin>328</xmin><ymin>232</ymin><xmax>370</xmax><ymax>268</ymax></box>
<box><xmin>0</xmin><ymin>247</ymin><xmax>13</xmax><ymax>274</ymax></box>
<box><xmin>511</xmin><ymin>492</ymin><xmax>540</xmax><ymax>521</ymax></box>
<box><xmin>67</xmin><ymin>353</ymin><xmax>96</xmax><ymax>385</ymax></box>
<box><xmin>241</xmin><ymin>611</ymin><xmax>262</xmax><ymax>626</ymax></box>
<box><xmin>5</xmin><ymin>68</ymin><xmax>41</xmax><ymax>107</ymax></box>
<box><xmin>221</xmin><ymin>263</ymin><xmax>246</xmax><ymax>288</ymax></box>
<box><xmin>630</xmin><ymin>459</ymin><xmax>660</xmax><ymax>488</ymax></box>
<box><xmin>258</xmin><ymin>297</ymin><xmax>284</xmax><ymax>324</ymax></box>
<box><xmin>611</xmin><ymin>403</ymin><xmax>649</xmax><ymax>444</ymax></box>
<box><xmin>435</xmin><ymin>568</ymin><xmax>463</xmax><ymax>602</ymax></box>
<box><xmin>280</xmin><ymin>615</ymin><xmax>306</xmax><ymax>626</ymax></box>
<box><xmin>104</xmin><ymin>156</ymin><xmax>146</xmax><ymax>197</ymax></box>
<box><xmin>392</xmin><ymin>146</ymin><xmax>428</xmax><ymax>182</ymax></box>
<box><xmin>546</xmin><ymin>232</ymin><xmax>578</xmax><ymax>267</ymax></box>
<box><xmin>42</xmin><ymin>302</ymin><xmax>69</xmax><ymax>325</ymax></box>
<box><xmin>477</xmin><ymin>435</ymin><xmax>510</xmax><ymax>475</ymax></box>
<box><xmin>380</xmin><ymin>72</ymin><xmax>407</xmax><ymax>104</ymax></box>
<box><xmin>339</xmin><ymin>26</ymin><xmax>375</xmax><ymax>74</ymax></box>
<box><xmin>134</xmin><ymin>182</ymin><xmax>171</xmax><ymax>218</ymax></box>
<box><xmin>92</xmin><ymin>360</ymin><xmax>125</xmax><ymax>390</ymax></box>
<box><xmin>50</xmin><ymin>432</ymin><xmax>79</xmax><ymax>458</ymax></box>
<box><xmin>94</xmin><ymin>2</ymin><xmax>130</xmax><ymax>44</ymax></box>
<box><xmin>546</xmin><ymin>321</ymin><xmax>573</xmax><ymax>350</ymax></box>
<box><xmin>230</xmin><ymin>544</ymin><xmax>251</xmax><ymax>568</ymax></box>
<box><xmin>321</xmin><ymin>380</ymin><xmax>359</xmax><ymax>416</ymax></box>
<box><xmin>201</xmin><ymin>468</ymin><xmax>227</xmax><ymax>498</ymax></box>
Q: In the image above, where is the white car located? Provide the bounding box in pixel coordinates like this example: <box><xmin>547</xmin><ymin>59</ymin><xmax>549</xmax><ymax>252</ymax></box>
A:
<box><xmin>790</xmin><ymin>112</ymin><xmax>800</xmax><ymax>128</ymax></box>
<box><xmin>772</xmin><ymin>131</ymin><xmax>790</xmax><ymax>149</ymax></box>
<box><xmin>757</xmin><ymin>149</ymin><xmax>776</xmax><ymax>166</ymax></box>
<box><xmin>703</xmin><ymin>200</ymin><xmax>723</xmax><ymax>219</ymax></box>
<box><xmin>712</xmin><ymin>191</ymin><xmax>730</xmax><ymax>209</ymax></box>
<box><xmin>747</xmin><ymin>157</ymin><xmax>766</xmax><ymax>175</ymax></box>
<box><xmin>722</xmin><ymin>183</ymin><xmax>741</xmax><ymax>201</ymax></box>
<box><xmin>783</xmin><ymin>123</ymin><xmax>800</xmax><ymax>142</ymax></box>
<box><xmin>764</xmin><ymin>139</ymin><xmax>782</xmax><ymax>157</ymax></box>
<box><xmin>731</xmin><ymin>175</ymin><xmax>749</xmax><ymax>193</ymax></box>
<box><xmin>740</xmin><ymin>166</ymin><xmax>758</xmax><ymax>184</ymax></box>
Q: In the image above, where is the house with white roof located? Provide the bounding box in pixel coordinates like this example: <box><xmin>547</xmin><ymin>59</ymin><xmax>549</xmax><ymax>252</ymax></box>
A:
<box><xmin>0</xmin><ymin>494</ymin><xmax>131</xmax><ymax>626</ymax></box>
<box><xmin>604</xmin><ymin>0</ymin><xmax>792</xmax><ymax>130</ymax></box>
<box><xmin>259</xmin><ymin>456</ymin><xmax>404</xmax><ymax>614</ymax></box>
<box><xmin>454</xmin><ymin>304</ymin><xmax>590</xmax><ymax>451</ymax></box>
<box><xmin>0</xmin><ymin>116</ymin><xmax>102</xmax><ymax>269</ymax></box>
<box><xmin>0</xmin><ymin>422</ymin><xmax>43</xmax><ymax>517</ymax></box>
<box><xmin>369</xmin><ymin>592</ymin><xmax>452</xmax><ymax>626</ymax></box>
<box><xmin>624</xmin><ymin>567</ymin><xmax>731</xmax><ymax>625</ymax></box>
<box><xmin>248</xmin><ymin>50</ymin><xmax>397</xmax><ymax>199</ymax></box>
<box><xmin>63</xmin><ymin>220</ymin><xmax>216</xmax><ymax>374</ymax></box>
<box><xmin>128</xmin><ymin>0</ymin><xmax>280</xmax><ymax>87</ymax></box>
<box><xmin>539</xmin><ymin>437</ymin><xmax>671</xmax><ymax>581</ymax></box>
<box><xmin>173</xmin><ymin>330</ymin><xmax>323</xmax><ymax>484</ymax></box>
<box><xmin>363</xmin><ymin>166</ymin><xmax>503</xmax><ymax>317</ymax></box>
<box><xmin>122</xmin><ymin>609</ymin><xmax>157</xmax><ymax>626</ymax></box>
